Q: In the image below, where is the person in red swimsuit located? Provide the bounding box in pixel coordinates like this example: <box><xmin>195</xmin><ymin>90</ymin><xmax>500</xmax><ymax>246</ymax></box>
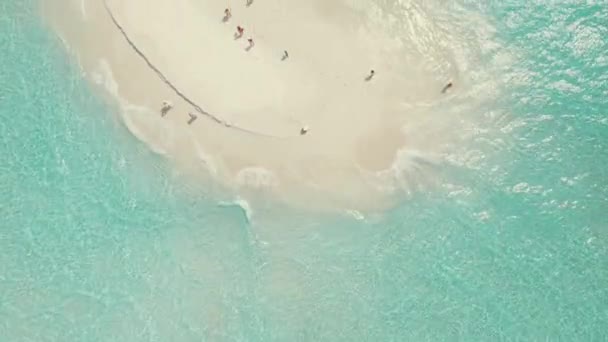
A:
<box><xmin>236</xmin><ymin>26</ymin><xmax>244</xmax><ymax>38</ymax></box>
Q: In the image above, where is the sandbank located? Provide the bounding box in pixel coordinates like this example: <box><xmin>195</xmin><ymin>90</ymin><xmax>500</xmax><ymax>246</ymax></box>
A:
<box><xmin>43</xmin><ymin>0</ymin><xmax>460</xmax><ymax>211</ymax></box>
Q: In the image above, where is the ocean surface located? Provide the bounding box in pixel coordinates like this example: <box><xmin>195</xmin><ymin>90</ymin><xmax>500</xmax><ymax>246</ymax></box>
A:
<box><xmin>1</xmin><ymin>0</ymin><xmax>607</xmax><ymax>340</ymax></box>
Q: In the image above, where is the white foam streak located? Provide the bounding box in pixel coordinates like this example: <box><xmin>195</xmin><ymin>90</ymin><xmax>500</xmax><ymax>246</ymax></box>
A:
<box><xmin>219</xmin><ymin>198</ymin><xmax>254</xmax><ymax>223</ymax></box>
<box><xmin>236</xmin><ymin>167</ymin><xmax>279</xmax><ymax>189</ymax></box>
<box><xmin>80</xmin><ymin>0</ymin><xmax>87</xmax><ymax>20</ymax></box>
<box><xmin>91</xmin><ymin>59</ymin><xmax>170</xmax><ymax>155</ymax></box>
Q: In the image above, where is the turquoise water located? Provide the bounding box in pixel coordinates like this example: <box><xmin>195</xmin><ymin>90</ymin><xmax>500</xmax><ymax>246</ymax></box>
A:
<box><xmin>1</xmin><ymin>0</ymin><xmax>607</xmax><ymax>340</ymax></box>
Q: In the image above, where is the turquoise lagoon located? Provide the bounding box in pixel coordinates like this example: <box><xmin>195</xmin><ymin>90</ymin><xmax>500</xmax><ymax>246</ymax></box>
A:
<box><xmin>0</xmin><ymin>0</ymin><xmax>607</xmax><ymax>340</ymax></box>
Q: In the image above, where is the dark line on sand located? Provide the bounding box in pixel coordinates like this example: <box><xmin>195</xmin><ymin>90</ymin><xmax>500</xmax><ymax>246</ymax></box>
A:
<box><xmin>102</xmin><ymin>0</ymin><xmax>282</xmax><ymax>139</ymax></box>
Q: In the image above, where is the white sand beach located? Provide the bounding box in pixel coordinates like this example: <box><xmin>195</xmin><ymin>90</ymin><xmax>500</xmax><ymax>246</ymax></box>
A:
<box><xmin>44</xmin><ymin>0</ymin><xmax>464</xmax><ymax>211</ymax></box>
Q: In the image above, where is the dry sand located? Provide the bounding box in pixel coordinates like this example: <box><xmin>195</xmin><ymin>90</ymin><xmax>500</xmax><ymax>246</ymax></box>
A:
<box><xmin>43</xmin><ymin>0</ymin><xmax>459</xmax><ymax>211</ymax></box>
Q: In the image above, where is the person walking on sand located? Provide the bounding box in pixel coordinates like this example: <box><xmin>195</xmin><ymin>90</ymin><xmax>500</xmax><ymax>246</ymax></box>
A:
<box><xmin>282</xmin><ymin>50</ymin><xmax>289</xmax><ymax>60</ymax></box>
<box><xmin>187</xmin><ymin>112</ymin><xmax>198</xmax><ymax>125</ymax></box>
<box><xmin>247</xmin><ymin>38</ymin><xmax>255</xmax><ymax>49</ymax></box>
<box><xmin>365</xmin><ymin>69</ymin><xmax>375</xmax><ymax>81</ymax></box>
<box><xmin>235</xmin><ymin>26</ymin><xmax>244</xmax><ymax>39</ymax></box>
<box><xmin>223</xmin><ymin>8</ymin><xmax>232</xmax><ymax>22</ymax></box>
<box><xmin>160</xmin><ymin>100</ymin><xmax>173</xmax><ymax>116</ymax></box>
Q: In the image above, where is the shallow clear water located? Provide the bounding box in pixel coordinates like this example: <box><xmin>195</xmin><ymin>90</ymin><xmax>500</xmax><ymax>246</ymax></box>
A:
<box><xmin>1</xmin><ymin>0</ymin><xmax>607</xmax><ymax>340</ymax></box>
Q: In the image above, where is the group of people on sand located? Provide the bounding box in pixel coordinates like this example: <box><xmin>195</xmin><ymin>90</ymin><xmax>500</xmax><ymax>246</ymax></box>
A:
<box><xmin>224</xmin><ymin>7</ymin><xmax>258</xmax><ymax>52</ymax></box>
<box><xmin>160</xmin><ymin>0</ymin><xmax>454</xmax><ymax>134</ymax></box>
<box><xmin>160</xmin><ymin>101</ymin><xmax>200</xmax><ymax>125</ymax></box>
<box><xmin>224</xmin><ymin>3</ymin><xmax>454</xmax><ymax>93</ymax></box>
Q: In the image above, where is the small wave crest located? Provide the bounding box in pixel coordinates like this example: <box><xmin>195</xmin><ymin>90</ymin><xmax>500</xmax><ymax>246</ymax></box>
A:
<box><xmin>90</xmin><ymin>59</ymin><xmax>173</xmax><ymax>156</ymax></box>
<box><xmin>219</xmin><ymin>198</ymin><xmax>254</xmax><ymax>223</ymax></box>
<box><xmin>369</xmin><ymin>148</ymin><xmax>442</xmax><ymax>194</ymax></box>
